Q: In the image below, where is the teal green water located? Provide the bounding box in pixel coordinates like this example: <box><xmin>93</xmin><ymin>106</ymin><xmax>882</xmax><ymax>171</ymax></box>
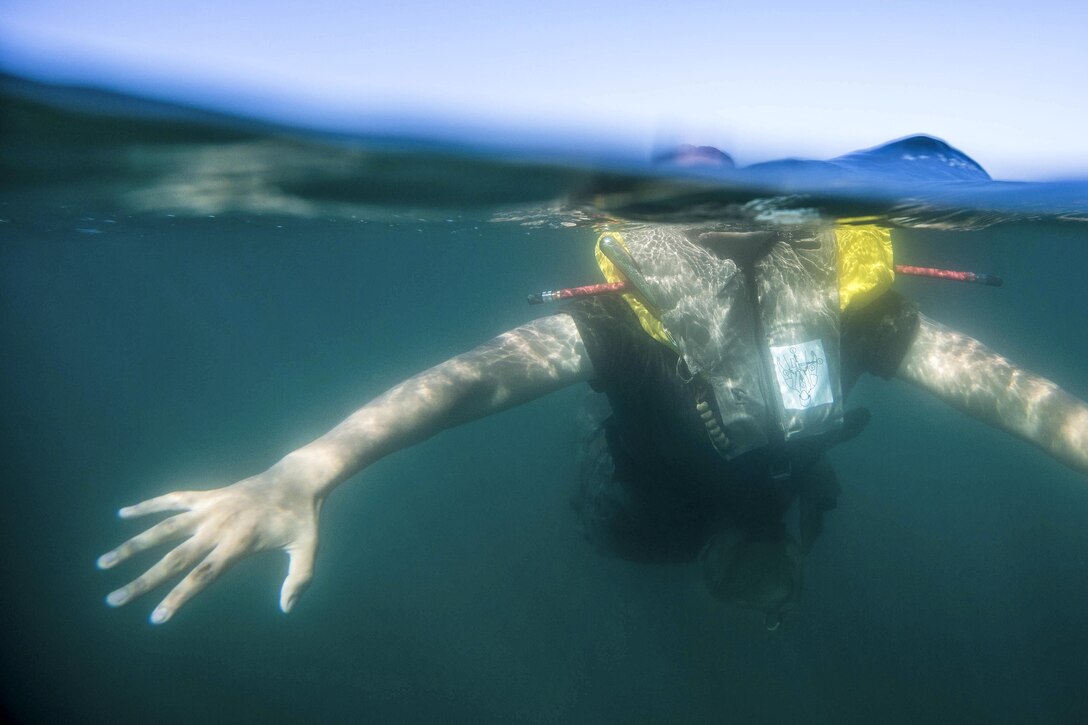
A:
<box><xmin>3</xmin><ymin>83</ymin><xmax>1088</xmax><ymax>723</ymax></box>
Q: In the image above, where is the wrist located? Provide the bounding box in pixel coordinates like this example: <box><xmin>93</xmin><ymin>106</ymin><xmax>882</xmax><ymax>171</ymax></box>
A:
<box><xmin>275</xmin><ymin>446</ymin><xmax>346</xmax><ymax>498</ymax></box>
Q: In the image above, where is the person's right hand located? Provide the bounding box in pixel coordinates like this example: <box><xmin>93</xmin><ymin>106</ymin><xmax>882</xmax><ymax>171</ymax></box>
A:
<box><xmin>97</xmin><ymin>458</ymin><xmax>325</xmax><ymax>624</ymax></box>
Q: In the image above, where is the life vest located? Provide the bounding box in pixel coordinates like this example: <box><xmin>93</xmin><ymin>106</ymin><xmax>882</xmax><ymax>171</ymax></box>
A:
<box><xmin>594</xmin><ymin>223</ymin><xmax>894</xmax><ymax>461</ymax></box>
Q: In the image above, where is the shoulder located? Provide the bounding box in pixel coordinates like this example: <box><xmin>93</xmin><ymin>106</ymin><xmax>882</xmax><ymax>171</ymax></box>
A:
<box><xmin>563</xmin><ymin>295</ymin><xmax>667</xmax><ymax>388</ymax></box>
<box><xmin>841</xmin><ymin>289</ymin><xmax>921</xmax><ymax>381</ymax></box>
<box><xmin>564</xmin><ymin>295</ymin><xmax>640</xmax><ymax>334</ymax></box>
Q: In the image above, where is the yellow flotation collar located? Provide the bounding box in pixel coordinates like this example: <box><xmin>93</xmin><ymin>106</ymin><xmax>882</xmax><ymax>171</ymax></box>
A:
<box><xmin>833</xmin><ymin>221</ymin><xmax>895</xmax><ymax>310</ymax></box>
<box><xmin>595</xmin><ymin>233</ymin><xmax>678</xmax><ymax>350</ymax></box>
<box><xmin>594</xmin><ymin>224</ymin><xmax>895</xmax><ymax>349</ymax></box>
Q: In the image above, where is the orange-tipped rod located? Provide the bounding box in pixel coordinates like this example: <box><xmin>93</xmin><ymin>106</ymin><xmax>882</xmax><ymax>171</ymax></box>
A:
<box><xmin>895</xmin><ymin>265</ymin><xmax>1003</xmax><ymax>286</ymax></box>
<box><xmin>527</xmin><ymin>282</ymin><xmax>628</xmax><ymax>305</ymax></box>
<box><xmin>528</xmin><ymin>264</ymin><xmax>1002</xmax><ymax>305</ymax></box>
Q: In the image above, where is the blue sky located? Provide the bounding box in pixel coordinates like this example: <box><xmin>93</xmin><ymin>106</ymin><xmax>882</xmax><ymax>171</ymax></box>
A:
<box><xmin>1</xmin><ymin>0</ymin><xmax>1085</xmax><ymax>179</ymax></box>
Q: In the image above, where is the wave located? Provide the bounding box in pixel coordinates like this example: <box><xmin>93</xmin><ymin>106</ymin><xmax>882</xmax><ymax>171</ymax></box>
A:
<box><xmin>3</xmin><ymin>73</ymin><xmax>1086</xmax><ymax>230</ymax></box>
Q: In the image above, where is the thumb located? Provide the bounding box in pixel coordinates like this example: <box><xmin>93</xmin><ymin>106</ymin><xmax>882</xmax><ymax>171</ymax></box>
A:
<box><xmin>279</xmin><ymin>538</ymin><xmax>317</xmax><ymax>614</ymax></box>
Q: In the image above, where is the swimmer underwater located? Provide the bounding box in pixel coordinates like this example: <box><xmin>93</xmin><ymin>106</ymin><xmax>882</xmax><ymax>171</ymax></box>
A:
<box><xmin>97</xmin><ymin>138</ymin><xmax>1088</xmax><ymax>630</ymax></box>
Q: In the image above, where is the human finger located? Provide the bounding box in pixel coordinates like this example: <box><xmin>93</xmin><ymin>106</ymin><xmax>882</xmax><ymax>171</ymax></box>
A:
<box><xmin>118</xmin><ymin>491</ymin><xmax>198</xmax><ymax>519</ymax></box>
<box><xmin>280</xmin><ymin>538</ymin><xmax>317</xmax><ymax>614</ymax></box>
<box><xmin>97</xmin><ymin>513</ymin><xmax>196</xmax><ymax>570</ymax></box>
<box><xmin>149</xmin><ymin>541</ymin><xmax>246</xmax><ymax>624</ymax></box>
<box><xmin>105</xmin><ymin>536</ymin><xmax>210</xmax><ymax>608</ymax></box>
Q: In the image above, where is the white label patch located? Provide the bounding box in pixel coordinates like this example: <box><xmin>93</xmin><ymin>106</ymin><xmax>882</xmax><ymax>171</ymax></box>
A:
<box><xmin>770</xmin><ymin>339</ymin><xmax>833</xmax><ymax>410</ymax></box>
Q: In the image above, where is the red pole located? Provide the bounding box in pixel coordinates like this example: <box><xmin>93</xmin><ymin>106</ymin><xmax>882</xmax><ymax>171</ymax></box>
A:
<box><xmin>527</xmin><ymin>282</ymin><xmax>627</xmax><ymax>305</ymax></box>
<box><xmin>528</xmin><ymin>264</ymin><xmax>1002</xmax><ymax>304</ymax></box>
<box><xmin>895</xmin><ymin>265</ymin><xmax>1003</xmax><ymax>286</ymax></box>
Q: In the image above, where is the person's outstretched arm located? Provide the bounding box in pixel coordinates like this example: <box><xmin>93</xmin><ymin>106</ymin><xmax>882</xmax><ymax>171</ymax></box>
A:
<box><xmin>897</xmin><ymin>315</ymin><xmax>1088</xmax><ymax>475</ymax></box>
<box><xmin>98</xmin><ymin>313</ymin><xmax>593</xmax><ymax>623</ymax></box>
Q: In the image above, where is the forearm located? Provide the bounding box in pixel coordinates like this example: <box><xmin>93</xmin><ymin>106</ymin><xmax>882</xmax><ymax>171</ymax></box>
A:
<box><xmin>897</xmin><ymin>315</ymin><xmax>1088</xmax><ymax>475</ymax></box>
<box><xmin>278</xmin><ymin>314</ymin><xmax>592</xmax><ymax>496</ymax></box>
<box><xmin>285</xmin><ymin>356</ymin><xmax>522</xmax><ymax>491</ymax></box>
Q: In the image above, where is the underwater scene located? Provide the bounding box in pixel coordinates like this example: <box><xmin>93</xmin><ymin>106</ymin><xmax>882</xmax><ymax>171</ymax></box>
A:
<box><xmin>3</xmin><ymin>75</ymin><xmax>1088</xmax><ymax>724</ymax></box>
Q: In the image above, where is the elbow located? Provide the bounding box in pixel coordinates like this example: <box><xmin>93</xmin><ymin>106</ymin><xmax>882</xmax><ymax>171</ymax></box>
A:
<box><xmin>428</xmin><ymin>356</ymin><xmax>508</xmax><ymax>421</ymax></box>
